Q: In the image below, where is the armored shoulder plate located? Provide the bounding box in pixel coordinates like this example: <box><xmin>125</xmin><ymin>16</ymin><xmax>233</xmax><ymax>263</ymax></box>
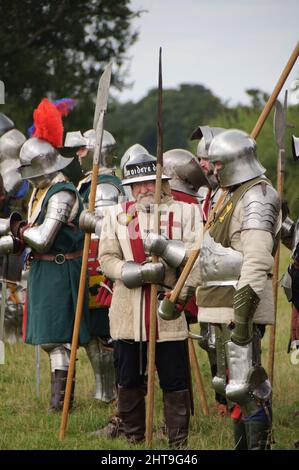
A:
<box><xmin>95</xmin><ymin>183</ymin><xmax>121</xmax><ymax>212</ymax></box>
<box><xmin>241</xmin><ymin>183</ymin><xmax>280</xmax><ymax>234</ymax></box>
<box><xmin>46</xmin><ymin>190</ymin><xmax>76</xmax><ymax>223</ymax></box>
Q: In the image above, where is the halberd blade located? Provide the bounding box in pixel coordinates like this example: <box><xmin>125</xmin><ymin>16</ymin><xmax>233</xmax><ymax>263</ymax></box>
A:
<box><xmin>93</xmin><ymin>62</ymin><xmax>113</xmax><ymax>130</ymax></box>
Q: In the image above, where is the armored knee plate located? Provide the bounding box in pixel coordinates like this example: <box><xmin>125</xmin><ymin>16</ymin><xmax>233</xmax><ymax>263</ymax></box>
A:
<box><xmin>85</xmin><ymin>337</ymin><xmax>116</xmax><ymax>403</ymax></box>
<box><xmin>225</xmin><ymin>340</ymin><xmax>271</xmax><ymax>416</ymax></box>
<box><xmin>212</xmin><ymin>325</ymin><xmax>230</xmax><ymax>397</ymax></box>
<box><xmin>42</xmin><ymin>343</ymin><xmax>71</xmax><ymax>372</ymax></box>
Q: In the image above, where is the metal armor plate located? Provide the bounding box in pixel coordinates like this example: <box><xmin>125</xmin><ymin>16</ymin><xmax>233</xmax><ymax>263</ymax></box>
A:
<box><xmin>199</xmin><ymin>231</ymin><xmax>243</xmax><ymax>286</ymax></box>
<box><xmin>241</xmin><ymin>183</ymin><xmax>280</xmax><ymax>234</ymax></box>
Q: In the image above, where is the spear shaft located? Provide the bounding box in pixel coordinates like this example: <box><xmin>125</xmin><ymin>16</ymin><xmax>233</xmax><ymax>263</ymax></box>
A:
<box><xmin>146</xmin><ymin>48</ymin><xmax>163</xmax><ymax>446</ymax></box>
<box><xmin>59</xmin><ymin>63</ymin><xmax>112</xmax><ymax>440</ymax></box>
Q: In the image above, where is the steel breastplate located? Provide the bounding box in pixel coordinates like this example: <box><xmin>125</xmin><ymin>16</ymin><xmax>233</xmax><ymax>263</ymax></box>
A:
<box><xmin>200</xmin><ymin>232</ymin><xmax>243</xmax><ymax>287</ymax></box>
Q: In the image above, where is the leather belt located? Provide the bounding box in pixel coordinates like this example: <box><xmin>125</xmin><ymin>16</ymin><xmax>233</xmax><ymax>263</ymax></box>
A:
<box><xmin>31</xmin><ymin>250</ymin><xmax>83</xmax><ymax>265</ymax></box>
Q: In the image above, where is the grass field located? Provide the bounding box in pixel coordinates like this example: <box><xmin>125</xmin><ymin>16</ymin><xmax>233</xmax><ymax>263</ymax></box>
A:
<box><xmin>0</xmin><ymin>245</ymin><xmax>298</xmax><ymax>450</ymax></box>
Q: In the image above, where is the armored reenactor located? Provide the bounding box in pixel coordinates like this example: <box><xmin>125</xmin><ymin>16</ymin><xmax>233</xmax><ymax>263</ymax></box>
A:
<box><xmin>0</xmin><ymin>113</ymin><xmax>28</xmax><ymax>344</ymax></box>
<box><xmin>281</xmin><ymin>134</ymin><xmax>299</xmax><ymax>354</ymax></box>
<box><xmin>64</xmin><ymin>128</ymin><xmax>125</xmax><ymax>403</ymax></box>
<box><xmin>192</xmin><ymin>126</ymin><xmax>225</xmax><ymax>217</ymax></box>
<box><xmin>98</xmin><ymin>150</ymin><xmax>202</xmax><ymax>447</ymax></box>
<box><xmin>162</xmin><ymin>148</ymin><xmax>205</xmax><ymax>326</ymax></box>
<box><xmin>190</xmin><ymin>126</ymin><xmax>229</xmax><ymax>416</ymax></box>
<box><xmin>195</xmin><ymin>129</ymin><xmax>280</xmax><ymax>449</ymax></box>
<box><xmin>0</xmin><ymin>99</ymin><xmax>91</xmax><ymax>411</ymax></box>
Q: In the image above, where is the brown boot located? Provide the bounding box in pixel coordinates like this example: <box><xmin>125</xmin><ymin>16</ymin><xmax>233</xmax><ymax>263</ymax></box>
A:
<box><xmin>49</xmin><ymin>369</ymin><xmax>75</xmax><ymax>412</ymax></box>
<box><xmin>118</xmin><ymin>386</ymin><xmax>145</xmax><ymax>443</ymax></box>
<box><xmin>163</xmin><ymin>389</ymin><xmax>190</xmax><ymax>448</ymax></box>
<box><xmin>89</xmin><ymin>414</ymin><xmax>125</xmax><ymax>438</ymax></box>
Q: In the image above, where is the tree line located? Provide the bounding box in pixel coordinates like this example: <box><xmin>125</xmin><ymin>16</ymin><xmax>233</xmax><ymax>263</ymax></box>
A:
<box><xmin>1</xmin><ymin>1</ymin><xmax>298</xmax><ymax>215</ymax></box>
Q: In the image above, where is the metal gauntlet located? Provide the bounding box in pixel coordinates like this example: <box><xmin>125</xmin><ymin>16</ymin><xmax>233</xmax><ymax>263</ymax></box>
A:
<box><xmin>0</xmin><ymin>235</ymin><xmax>24</xmax><ymax>255</ymax></box>
<box><xmin>231</xmin><ymin>284</ymin><xmax>260</xmax><ymax>346</ymax></box>
<box><xmin>121</xmin><ymin>261</ymin><xmax>165</xmax><ymax>289</ymax></box>
<box><xmin>79</xmin><ymin>209</ymin><xmax>101</xmax><ymax>234</ymax></box>
<box><xmin>144</xmin><ymin>232</ymin><xmax>187</xmax><ymax>268</ymax></box>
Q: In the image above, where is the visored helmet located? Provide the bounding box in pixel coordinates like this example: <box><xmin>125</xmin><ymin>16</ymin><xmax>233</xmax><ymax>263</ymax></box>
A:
<box><xmin>163</xmin><ymin>149</ymin><xmax>207</xmax><ymax>196</ymax></box>
<box><xmin>19</xmin><ymin>137</ymin><xmax>73</xmax><ymax>180</ymax></box>
<box><xmin>207</xmin><ymin>129</ymin><xmax>266</xmax><ymax>187</ymax></box>
<box><xmin>64</xmin><ymin>129</ymin><xmax>116</xmax><ymax>172</ymax></box>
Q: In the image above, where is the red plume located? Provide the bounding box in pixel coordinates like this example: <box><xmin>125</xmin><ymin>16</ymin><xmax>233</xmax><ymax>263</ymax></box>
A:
<box><xmin>32</xmin><ymin>98</ymin><xmax>63</xmax><ymax>148</ymax></box>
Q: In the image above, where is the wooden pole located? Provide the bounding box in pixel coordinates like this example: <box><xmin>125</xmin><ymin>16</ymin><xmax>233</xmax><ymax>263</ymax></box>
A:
<box><xmin>188</xmin><ymin>337</ymin><xmax>209</xmax><ymax>416</ymax></box>
<box><xmin>251</xmin><ymin>41</ymin><xmax>299</xmax><ymax>139</ymax></box>
<box><xmin>146</xmin><ymin>47</ymin><xmax>163</xmax><ymax>447</ymax></box>
<box><xmin>59</xmin><ymin>64</ymin><xmax>112</xmax><ymax>440</ymax></box>
<box><xmin>268</xmin><ymin>94</ymin><xmax>287</xmax><ymax>384</ymax></box>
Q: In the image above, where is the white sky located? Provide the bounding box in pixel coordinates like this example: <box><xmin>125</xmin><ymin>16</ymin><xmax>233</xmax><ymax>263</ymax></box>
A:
<box><xmin>114</xmin><ymin>0</ymin><xmax>299</xmax><ymax>106</ymax></box>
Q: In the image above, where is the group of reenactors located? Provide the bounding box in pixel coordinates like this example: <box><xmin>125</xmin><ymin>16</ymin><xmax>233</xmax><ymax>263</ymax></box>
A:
<box><xmin>0</xmin><ymin>96</ymin><xmax>298</xmax><ymax>450</ymax></box>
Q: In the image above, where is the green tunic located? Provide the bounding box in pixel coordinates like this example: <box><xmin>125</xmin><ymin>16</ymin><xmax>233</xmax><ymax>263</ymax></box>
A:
<box><xmin>25</xmin><ymin>182</ymin><xmax>91</xmax><ymax>345</ymax></box>
<box><xmin>79</xmin><ymin>173</ymin><xmax>124</xmax><ymax>338</ymax></box>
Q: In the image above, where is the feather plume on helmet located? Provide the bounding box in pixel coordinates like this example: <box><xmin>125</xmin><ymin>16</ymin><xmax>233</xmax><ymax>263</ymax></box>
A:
<box><xmin>19</xmin><ymin>98</ymin><xmax>77</xmax><ymax>182</ymax></box>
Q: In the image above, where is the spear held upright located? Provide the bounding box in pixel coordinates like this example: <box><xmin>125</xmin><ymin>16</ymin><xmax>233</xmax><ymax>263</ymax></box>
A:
<box><xmin>268</xmin><ymin>92</ymin><xmax>288</xmax><ymax>385</ymax></box>
<box><xmin>59</xmin><ymin>62</ymin><xmax>112</xmax><ymax>441</ymax></box>
<box><xmin>145</xmin><ymin>47</ymin><xmax>163</xmax><ymax>447</ymax></box>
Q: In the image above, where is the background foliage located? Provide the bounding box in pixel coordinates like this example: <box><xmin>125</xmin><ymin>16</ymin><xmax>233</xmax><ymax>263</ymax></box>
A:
<box><xmin>0</xmin><ymin>0</ymin><xmax>139</xmax><ymax>131</ymax></box>
<box><xmin>1</xmin><ymin>1</ymin><xmax>298</xmax><ymax>215</ymax></box>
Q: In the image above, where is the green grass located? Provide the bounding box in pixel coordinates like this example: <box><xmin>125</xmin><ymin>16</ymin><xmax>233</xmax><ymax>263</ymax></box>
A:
<box><xmin>0</xmin><ymin>245</ymin><xmax>298</xmax><ymax>450</ymax></box>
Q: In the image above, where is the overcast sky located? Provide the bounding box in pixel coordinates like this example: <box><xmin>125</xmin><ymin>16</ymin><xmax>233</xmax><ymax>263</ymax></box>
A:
<box><xmin>114</xmin><ymin>0</ymin><xmax>299</xmax><ymax>106</ymax></box>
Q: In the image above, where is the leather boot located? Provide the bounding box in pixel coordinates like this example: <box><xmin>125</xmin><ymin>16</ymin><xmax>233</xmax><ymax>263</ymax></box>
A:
<box><xmin>118</xmin><ymin>386</ymin><xmax>145</xmax><ymax>443</ymax></box>
<box><xmin>49</xmin><ymin>369</ymin><xmax>75</xmax><ymax>412</ymax></box>
<box><xmin>245</xmin><ymin>419</ymin><xmax>271</xmax><ymax>450</ymax></box>
<box><xmin>163</xmin><ymin>389</ymin><xmax>190</xmax><ymax>448</ymax></box>
<box><xmin>233</xmin><ymin>418</ymin><xmax>248</xmax><ymax>450</ymax></box>
<box><xmin>89</xmin><ymin>414</ymin><xmax>125</xmax><ymax>438</ymax></box>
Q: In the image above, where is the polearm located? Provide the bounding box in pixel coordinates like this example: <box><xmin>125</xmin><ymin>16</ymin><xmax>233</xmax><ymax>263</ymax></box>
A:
<box><xmin>59</xmin><ymin>62</ymin><xmax>112</xmax><ymax>440</ymax></box>
<box><xmin>251</xmin><ymin>42</ymin><xmax>299</xmax><ymax>139</ymax></box>
<box><xmin>188</xmin><ymin>337</ymin><xmax>209</xmax><ymax>416</ymax></box>
<box><xmin>268</xmin><ymin>92</ymin><xmax>288</xmax><ymax>385</ymax></box>
<box><xmin>159</xmin><ymin>41</ymin><xmax>299</xmax><ymax>310</ymax></box>
<box><xmin>146</xmin><ymin>47</ymin><xmax>163</xmax><ymax>446</ymax></box>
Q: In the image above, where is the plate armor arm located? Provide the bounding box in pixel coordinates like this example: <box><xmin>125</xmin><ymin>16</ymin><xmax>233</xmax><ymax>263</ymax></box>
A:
<box><xmin>121</xmin><ymin>261</ymin><xmax>165</xmax><ymax>288</ymax></box>
<box><xmin>22</xmin><ymin>190</ymin><xmax>76</xmax><ymax>253</ymax></box>
<box><xmin>238</xmin><ymin>183</ymin><xmax>280</xmax><ymax>295</ymax></box>
<box><xmin>143</xmin><ymin>232</ymin><xmax>187</xmax><ymax>268</ymax></box>
<box><xmin>79</xmin><ymin>183</ymin><xmax>122</xmax><ymax>236</ymax></box>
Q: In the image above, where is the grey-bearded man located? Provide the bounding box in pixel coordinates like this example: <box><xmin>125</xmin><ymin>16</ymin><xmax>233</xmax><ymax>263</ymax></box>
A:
<box><xmin>98</xmin><ymin>149</ymin><xmax>203</xmax><ymax>447</ymax></box>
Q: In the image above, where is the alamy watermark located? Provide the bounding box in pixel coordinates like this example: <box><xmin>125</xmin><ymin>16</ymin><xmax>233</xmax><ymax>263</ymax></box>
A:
<box><xmin>290</xmin><ymin>341</ymin><xmax>299</xmax><ymax>366</ymax></box>
<box><xmin>0</xmin><ymin>80</ymin><xmax>5</xmax><ymax>104</ymax></box>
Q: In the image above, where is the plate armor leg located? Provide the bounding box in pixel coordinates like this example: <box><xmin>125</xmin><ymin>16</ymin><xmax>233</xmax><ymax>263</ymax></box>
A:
<box><xmin>85</xmin><ymin>337</ymin><xmax>117</xmax><ymax>403</ymax></box>
<box><xmin>212</xmin><ymin>324</ymin><xmax>230</xmax><ymax>397</ymax></box>
<box><xmin>226</xmin><ymin>326</ymin><xmax>272</xmax><ymax>449</ymax></box>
